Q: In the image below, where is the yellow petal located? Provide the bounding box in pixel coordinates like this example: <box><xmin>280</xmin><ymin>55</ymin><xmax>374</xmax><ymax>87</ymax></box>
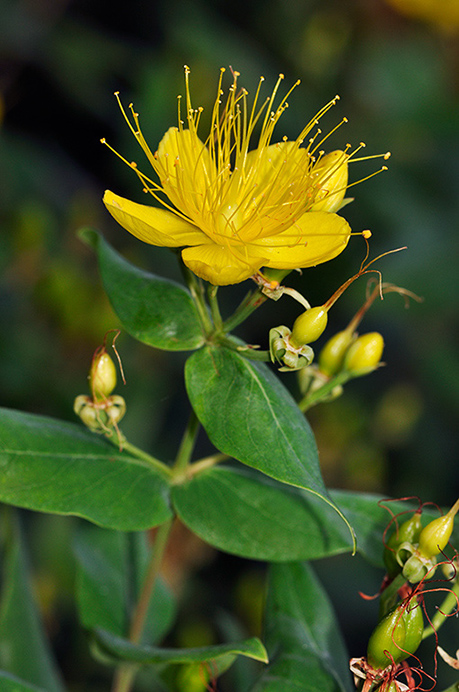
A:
<box><xmin>249</xmin><ymin>212</ymin><xmax>351</xmax><ymax>269</ymax></box>
<box><xmin>243</xmin><ymin>141</ymin><xmax>310</xmax><ymax>188</ymax></box>
<box><xmin>103</xmin><ymin>191</ymin><xmax>206</xmax><ymax>247</ymax></box>
<box><xmin>181</xmin><ymin>243</ymin><xmax>262</xmax><ymax>285</ymax></box>
<box><xmin>309</xmin><ymin>150</ymin><xmax>348</xmax><ymax>213</ymax></box>
<box><xmin>155</xmin><ymin>127</ymin><xmax>216</xmax><ymax>213</ymax></box>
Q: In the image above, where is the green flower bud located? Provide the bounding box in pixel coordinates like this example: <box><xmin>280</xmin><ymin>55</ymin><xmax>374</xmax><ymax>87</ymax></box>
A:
<box><xmin>344</xmin><ymin>332</ymin><xmax>384</xmax><ymax>374</ymax></box>
<box><xmin>318</xmin><ymin>329</ymin><xmax>354</xmax><ymax>377</ymax></box>
<box><xmin>90</xmin><ymin>350</ymin><xmax>117</xmax><ymax>400</ymax></box>
<box><xmin>290</xmin><ymin>306</ymin><xmax>328</xmax><ymax>348</ymax></box>
<box><xmin>418</xmin><ymin>499</ymin><xmax>459</xmax><ymax>559</ymax></box>
<box><xmin>383</xmin><ymin>512</ymin><xmax>423</xmax><ymax>578</ymax></box>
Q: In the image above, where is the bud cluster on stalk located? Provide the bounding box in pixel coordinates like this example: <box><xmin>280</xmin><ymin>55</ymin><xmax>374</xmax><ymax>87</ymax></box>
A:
<box><xmin>74</xmin><ymin>344</ymin><xmax>126</xmax><ymax>437</ymax></box>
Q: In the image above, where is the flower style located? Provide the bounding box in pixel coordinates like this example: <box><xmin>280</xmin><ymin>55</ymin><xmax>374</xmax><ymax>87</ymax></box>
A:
<box><xmin>103</xmin><ymin>67</ymin><xmax>384</xmax><ymax>285</ymax></box>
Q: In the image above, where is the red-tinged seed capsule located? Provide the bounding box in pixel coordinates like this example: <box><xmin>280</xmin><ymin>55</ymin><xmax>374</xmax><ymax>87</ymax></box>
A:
<box><xmin>418</xmin><ymin>499</ymin><xmax>459</xmax><ymax>559</ymax></box>
<box><xmin>344</xmin><ymin>332</ymin><xmax>384</xmax><ymax>373</ymax></box>
<box><xmin>90</xmin><ymin>351</ymin><xmax>118</xmax><ymax>400</ymax></box>
<box><xmin>290</xmin><ymin>306</ymin><xmax>328</xmax><ymax>348</ymax></box>
<box><xmin>318</xmin><ymin>329</ymin><xmax>354</xmax><ymax>377</ymax></box>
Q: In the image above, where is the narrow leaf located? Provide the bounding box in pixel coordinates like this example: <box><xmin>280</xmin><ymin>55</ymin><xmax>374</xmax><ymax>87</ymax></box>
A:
<box><xmin>93</xmin><ymin>627</ymin><xmax>268</xmax><ymax>665</ymax></box>
<box><xmin>80</xmin><ymin>228</ymin><xmax>205</xmax><ymax>351</ymax></box>
<box><xmin>0</xmin><ymin>513</ymin><xmax>64</xmax><ymax>691</ymax></box>
<box><xmin>0</xmin><ymin>408</ymin><xmax>172</xmax><ymax>531</ymax></box>
<box><xmin>251</xmin><ymin>563</ymin><xmax>352</xmax><ymax>692</ymax></box>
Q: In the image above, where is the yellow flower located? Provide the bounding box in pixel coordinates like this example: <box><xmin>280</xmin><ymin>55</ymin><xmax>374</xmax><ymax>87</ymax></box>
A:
<box><xmin>103</xmin><ymin>68</ymin><xmax>376</xmax><ymax>285</ymax></box>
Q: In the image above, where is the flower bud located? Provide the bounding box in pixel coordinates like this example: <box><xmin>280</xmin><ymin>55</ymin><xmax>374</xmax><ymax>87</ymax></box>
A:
<box><xmin>310</xmin><ymin>150</ymin><xmax>348</xmax><ymax>213</ymax></box>
<box><xmin>418</xmin><ymin>499</ymin><xmax>459</xmax><ymax>559</ymax></box>
<box><xmin>344</xmin><ymin>332</ymin><xmax>384</xmax><ymax>374</ymax></box>
<box><xmin>90</xmin><ymin>350</ymin><xmax>117</xmax><ymax>400</ymax></box>
<box><xmin>290</xmin><ymin>306</ymin><xmax>328</xmax><ymax>348</ymax></box>
<box><xmin>318</xmin><ymin>329</ymin><xmax>354</xmax><ymax>377</ymax></box>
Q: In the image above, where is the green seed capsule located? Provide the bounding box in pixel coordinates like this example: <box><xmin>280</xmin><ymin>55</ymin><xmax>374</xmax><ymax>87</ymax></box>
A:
<box><xmin>367</xmin><ymin>600</ymin><xmax>423</xmax><ymax>670</ymax></box>
<box><xmin>383</xmin><ymin>512</ymin><xmax>423</xmax><ymax>578</ymax></box>
<box><xmin>318</xmin><ymin>329</ymin><xmax>354</xmax><ymax>377</ymax></box>
<box><xmin>344</xmin><ymin>332</ymin><xmax>384</xmax><ymax>373</ymax></box>
<box><xmin>367</xmin><ymin>606</ymin><xmax>406</xmax><ymax>670</ymax></box>
<box><xmin>402</xmin><ymin>600</ymin><xmax>423</xmax><ymax>658</ymax></box>
<box><xmin>290</xmin><ymin>306</ymin><xmax>328</xmax><ymax>348</ymax></box>
<box><xmin>418</xmin><ymin>499</ymin><xmax>459</xmax><ymax>559</ymax></box>
<box><xmin>90</xmin><ymin>351</ymin><xmax>117</xmax><ymax>400</ymax></box>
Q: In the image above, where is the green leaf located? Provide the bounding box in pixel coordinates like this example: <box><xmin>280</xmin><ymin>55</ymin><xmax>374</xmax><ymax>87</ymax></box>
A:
<box><xmin>173</xmin><ymin>466</ymin><xmax>446</xmax><ymax>565</ymax></box>
<box><xmin>185</xmin><ymin>346</ymin><xmax>354</xmax><ymax>543</ymax></box>
<box><xmin>93</xmin><ymin>627</ymin><xmax>268</xmax><ymax>665</ymax></box>
<box><xmin>251</xmin><ymin>563</ymin><xmax>352</xmax><ymax>692</ymax></box>
<box><xmin>74</xmin><ymin>524</ymin><xmax>176</xmax><ymax>643</ymax></box>
<box><xmin>0</xmin><ymin>671</ymin><xmax>47</xmax><ymax>692</ymax></box>
<box><xmin>0</xmin><ymin>408</ymin><xmax>172</xmax><ymax>531</ymax></box>
<box><xmin>172</xmin><ymin>466</ymin><xmax>352</xmax><ymax>561</ymax></box>
<box><xmin>80</xmin><ymin>228</ymin><xmax>205</xmax><ymax>351</ymax></box>
<box><xmin>185</xmin><ymin>346</ymin><xmax>323</xmax><ymax>493</ymax></box>
<box><xmin>0</xmin><ymin>513</ymin><xmax>64</xmax><ymax>692</ymax></box>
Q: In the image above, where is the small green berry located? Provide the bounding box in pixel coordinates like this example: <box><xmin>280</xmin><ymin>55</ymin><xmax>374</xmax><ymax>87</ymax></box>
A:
<box><xmin>344</xmin><ymin>332</ymin><xmax>384</xmax><ymax>373</ymax></box>
<box><xmin>290</xmin><ymin>306</ymin><xmax>328</xmax><ymax>348</ymax></box>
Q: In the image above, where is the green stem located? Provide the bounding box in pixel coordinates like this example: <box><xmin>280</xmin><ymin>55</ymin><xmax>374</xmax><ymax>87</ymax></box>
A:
<box><xmin>111</xmin><ymin>518</ymin><xmax>174</xmax><ymax>692</ymax></box>
<box><xmin>378</xmin><ymin>573</ymin><xmax>407</xmax><ymax>619</ymax></box>
<box><xmin>181</xmin><ymin>262</ymin><xmax>213</xmax><ymax>335</ymax></box>
<box><xmin>173</xmin><ymin>408</ymin><xmax>200</xmax><ymax>475</ymax></box>
<box><xmin>182</xmin><ymin>452</ymin><xmax>229</xmax><ymax>481</ymax></box>
<box><xmin>107</xmin><ymin>433</ymin><xmax>172</xmax><ymax>479</ymax></box>
<box><xmin>220</xmin><ymin>336</ymin><xmax>271</xmax><ymax>362</ymax></box>
<box><xmin>298</xmin><ymin>371</ymin><xmax>350</xmax><ymax>412</ymax></box>
<box><xmin>422</xmin><ymin>576</ymin><xmax>459</xmax><ymax>640</ymax></box>
<box><xmin>223</xmin><ymin>288</ymin><xmax>267</xmax><ymax>333</ymax></box>
<box><xmin>207</xmin><ymin>285</ymin><xmax>223</xmax><ymax>332</ymax></box>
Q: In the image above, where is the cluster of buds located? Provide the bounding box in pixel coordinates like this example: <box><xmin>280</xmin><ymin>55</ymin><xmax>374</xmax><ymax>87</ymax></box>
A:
<box><xmin>384</xmin><ymin>499</ymin><xmax>459</xmax><ymax>584</ymax></box>
<box><xmin>74</xmin><ymin>337</ymin><xmax>126</xmax><ymax>438</ymax></box>
<box><xmin>352</xmin><ymin>499</ymin><xmax>459</xmax><ymax>692</ymax></box>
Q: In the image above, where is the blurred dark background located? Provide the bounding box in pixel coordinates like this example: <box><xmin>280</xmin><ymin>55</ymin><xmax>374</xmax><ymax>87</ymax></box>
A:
<box><xmin>1</xmin><ymin>0</ymin><xmax>458</xmax><ymax>689</ymax></box>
